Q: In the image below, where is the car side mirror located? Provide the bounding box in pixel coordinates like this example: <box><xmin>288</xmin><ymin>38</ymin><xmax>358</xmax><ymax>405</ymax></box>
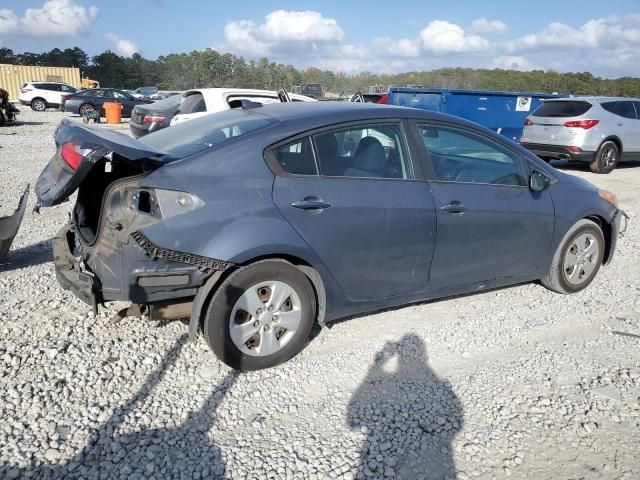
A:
<box><xmin>529</xmin><ymin>171</ymin><xmax>550</xmax><ymax>192</ymax></box>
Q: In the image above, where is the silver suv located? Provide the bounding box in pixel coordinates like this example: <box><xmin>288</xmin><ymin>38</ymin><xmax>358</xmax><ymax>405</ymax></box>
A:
<box><xmin>520</xmin><ymin>97</ymin><xmax>640</xmax><ymax>173</ymax></box>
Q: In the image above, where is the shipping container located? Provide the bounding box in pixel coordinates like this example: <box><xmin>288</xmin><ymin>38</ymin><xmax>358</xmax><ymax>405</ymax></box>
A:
<box><xmin>387</xmin><ymin>88</ymin><xmax>566</xmax><ymax>141</ymax></box>
<box><xmin>0</xmin><ymin>64</ymin><xmax>82</xmax><ymax>102</ymax></box>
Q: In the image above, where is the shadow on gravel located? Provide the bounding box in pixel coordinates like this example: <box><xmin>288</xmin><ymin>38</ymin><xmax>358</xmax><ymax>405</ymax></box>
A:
<box><xmin>347</xmin><ymin>334</ymin><xmax>463</xmax><ymax>479</ymax></box>
<box><xmin>552</xmin><ymin>159</ymin><xmax>640</xmax><ymax>172</ymax></box>
<box><xmin>1</xmin><ymin>334</ymin><xmax>238</xmax><ymax>480</ymax></box>
<box><xmin>0</xmin><ymin>239</ymin><xmax>53</xmax><ymax>272</ymax></box>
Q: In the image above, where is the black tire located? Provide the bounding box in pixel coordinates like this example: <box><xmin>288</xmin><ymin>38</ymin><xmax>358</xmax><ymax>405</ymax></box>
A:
<box><xmin>590</xmin><ymin>140</ymin><xmax>619</xmax><ymax>174</ymax></box>
<box><xmin>541</xmin><ymin>219</ymin><xmax>605</xmax><ymax>294</ymax></box>
<box><xmin>30</xmin><ymin>98</ymin><xmax>47</xmax><ymax>112</ymax></box>
<box><xmin>79</xmin><ymin>103</ymin><xmax>96</xmax><ymax>116</ymax></box>
<box><xmin>203</xmin><ymin>260</ymin><xmax>317</xmax><ymax>371</ymax></box>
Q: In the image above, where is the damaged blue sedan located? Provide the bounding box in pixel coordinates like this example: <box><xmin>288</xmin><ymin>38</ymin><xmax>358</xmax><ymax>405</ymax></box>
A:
<box><xmin>34</xmin><ymin>102</ymin><xmax>624</xmax><ymax>371</ymax></box>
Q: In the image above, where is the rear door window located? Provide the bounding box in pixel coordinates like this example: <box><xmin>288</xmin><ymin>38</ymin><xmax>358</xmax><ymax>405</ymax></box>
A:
<box><xmin>418</xmin><ymin>124</ymin><xmax>527</xmax><ymax>186</ymax></box>
<box><xmin>532</xmin><ymin>101</ymin><xmax>592</xmax><ymax>117</ymax></box>
<box><xmin>601</xmin><ymin>101</ymin><xmax>637</xmax><ymax>119</ymax></box>
<box><xmin>273</xmin><ymin>137</ymin><xmax>318</xmax><ymax>175</ymax></box>
<box><xmin>179</xmin><ymin>93</ymin><xmax>206</xmax><ymax>114</ymax></box>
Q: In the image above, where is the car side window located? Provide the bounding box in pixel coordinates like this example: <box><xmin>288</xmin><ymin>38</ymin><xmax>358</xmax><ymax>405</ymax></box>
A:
<box><xmin>60</xmin><ymin>84</ymin><xmax>76</xmax><ymax>93</ymax></box>
<box><xmin>418</xmin><ymin>124</ymin><xmax>527</xmax><ymax>186</ymax></box>
<box><xmin>112</xmin><ymin>91</ymin><xmax>127</xmax><ymax>100</ymax></box>
<box><xmin>180</xmin><ymin>93</ymin><xmax>206</xmax><ymax>114</ymax></box>
<box><xmin>602</xmin><ymin>101</ymin><xmax>637</xmax><ymax>119</ymax></box>
<box><xmin>313</xmin><ymin>123</ymin><xmax>412</xmax><ymax>179</ymax></box>
<box><xmin>273</xmin><ymin>137</ymin><xmax>318</xmax><ymax>176</ymax></box>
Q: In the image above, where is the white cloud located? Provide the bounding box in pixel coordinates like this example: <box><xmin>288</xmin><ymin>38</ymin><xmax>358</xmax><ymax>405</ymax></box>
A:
<box><xmin>469</xmin><ymin>17</ymin><xmax>508</xmax><ymax>35</ymax></box>
<box><xmin>372</xmin><ymin>37</ymin><xmax>420</xmax><ymax>58</ymax></box>
<box><xmin>491</xmin><ymin>55</ymin><xmax>538</xmax><ymax>71</ymax></box>
<box><xmin>106</xmin><ymin>33</ymin><xmax>138</xmax><ymax>57</ymax></box>
<box><xmin>0</xmin><ymin>0</ymin><xmax>98</xmax><ymax>37</ymax></box>
<box><xmin>419</xmin><ymin>20</ymin><xmax>490</xmax><ymax>54</ymax></box>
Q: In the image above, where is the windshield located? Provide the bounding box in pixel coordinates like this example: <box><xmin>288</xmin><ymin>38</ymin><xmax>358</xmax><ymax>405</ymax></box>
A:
<box><xmin>149</xmin><ymin>94</ymin><xmax>182</xmax><ymax>109</ymax></box>
<box><xmin>137</xmin><ymin>87</ymin><xmax>158</xmax><ymax>95</ymax></box>
<box><xmin>141</xmin><ymin>109</ymin><xmax>276</xmax><ymax>158</ymax></box>
<box><xmin>532</xmin><ymin>100</ymin><xmax>592</xmax><ymax>117</ymax></box>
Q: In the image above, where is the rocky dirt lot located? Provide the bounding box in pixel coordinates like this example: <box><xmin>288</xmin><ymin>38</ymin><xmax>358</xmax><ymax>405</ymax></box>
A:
<box><xmin>1</xmin><ymin>108</ymin><xmax>639</xmax><ymax>480</ymax></box>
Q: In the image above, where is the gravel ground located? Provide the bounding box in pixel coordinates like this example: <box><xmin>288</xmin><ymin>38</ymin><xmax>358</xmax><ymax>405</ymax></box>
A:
<box><xmin>1</xmin><ymin>108</ymin><xmax>639</xmax><ymax>480</ymax></box>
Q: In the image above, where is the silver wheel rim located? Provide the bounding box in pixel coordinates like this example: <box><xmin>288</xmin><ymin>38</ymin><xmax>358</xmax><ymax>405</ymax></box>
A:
<box><xmin>229</xmin><ymin>281</ymin><xmax>302</xmax><ymax>357</ymax></box>
<box><xmin>601</xmin><ymin>146</ymin><xmax>616</xmax><ymax>169</ymax></box>
<box><xmin>563</xmin><ymin>233</ymin><xmax>600</xmax><ymax>286</ymax></box>
<box><xmin>81</xmin><ymin>105</ymin><xmax>94</xmax><ymax>115</ymax></box>
<box><xmin>33</xmin><ymin>100</ymin><xmax>45</xmax><ymax>111</ymax></box>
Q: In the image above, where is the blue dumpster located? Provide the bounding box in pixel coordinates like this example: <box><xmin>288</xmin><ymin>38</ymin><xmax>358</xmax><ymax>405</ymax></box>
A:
<box><xmin>387</xmin><ymin>88</ymin><xmax>565</xmax><ymax>142</ymax></box>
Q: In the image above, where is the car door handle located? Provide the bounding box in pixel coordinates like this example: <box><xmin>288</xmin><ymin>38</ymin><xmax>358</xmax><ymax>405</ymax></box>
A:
<box><xmin>441</xmin><ymin>201</ymin><xmax>467</xmax><ymax>214</ymax></box>
<box><xmin>291</xmin><ymin>198</ymin><xmax>331</xmax><ymax>210</ymax></box>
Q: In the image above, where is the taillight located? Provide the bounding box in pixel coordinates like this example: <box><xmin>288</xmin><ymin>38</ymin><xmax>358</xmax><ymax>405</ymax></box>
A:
<box><xmin>143</xmin><ymin>114</ymin><xmax>166</xmax><ymax>124</ymax></box>
<box><xmin>60</xmin><ymin>142</ymin><xmax>92</xmax><ymax>170</ymax></box>
<box><xmin>524</xmin><ymin>118</ymin><xmax>534</xmax><ymax>126</ymax></box>
<box><xmin>564</xmin><ymin>119</ymin><xmax>599</xmax><ymax>129</ymax></box>
<box><xmin>20</xmin><ymin>88</ymin><xmax>32</xmax><ymax>93</ymax></box>
<box><xmin>566</xmin><ymin>146</ymin><xmax>583</xmax><ymax>152</ymax></box>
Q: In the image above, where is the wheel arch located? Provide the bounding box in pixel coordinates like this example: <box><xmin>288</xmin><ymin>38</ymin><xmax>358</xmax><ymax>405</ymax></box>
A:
<box><xmin>600</xmin><ymin>136</ymin><xmax>623</xmax><ymax>154</ymax></box>
<box><xmin>584</xmin><ymin>214</ymin><xmax>613</xmax><ymax>264</ymax></box>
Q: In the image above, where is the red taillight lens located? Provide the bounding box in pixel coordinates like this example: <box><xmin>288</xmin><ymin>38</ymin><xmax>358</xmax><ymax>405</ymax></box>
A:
<box><xmin>143</xmin><ymin>115</ymin><xmax>166</xmax><ymax>124</ymax></box>
<box><xmin>20</xmin><ymin>88</ymin><xmax>32</xmax><ymax>93</ymax></box>
<box><xmin>564</xmin><ymin>119</ymin><xmax>599</xmax><ymax>129</ymax></box>
<box><xmin>524</xmin><ymin>118</ymin><xmax>534</xmax><ymax>126</ymax></box>
<box><xmin>566</xmin><ymin>146</ymin><xmax>583</xmax><ymax>152</ymax></box>
<box><xmin>60</xmin><ymin>142</ymin><xmax>87</xmax><ymax>171</ymax></box>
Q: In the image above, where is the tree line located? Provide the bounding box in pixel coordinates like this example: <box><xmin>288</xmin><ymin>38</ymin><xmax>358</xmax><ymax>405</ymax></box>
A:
<box><xmin>1</xmin><ymin>46</ymin><xmax>639</xmax><ymax>97</ymax></box>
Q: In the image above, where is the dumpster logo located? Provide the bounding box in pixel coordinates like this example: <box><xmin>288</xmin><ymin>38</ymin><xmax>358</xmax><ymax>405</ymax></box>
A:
<box><xmin>516</xmin><ymin>96</ymin><xmax>532</xmax><ymax>112</ymax></box>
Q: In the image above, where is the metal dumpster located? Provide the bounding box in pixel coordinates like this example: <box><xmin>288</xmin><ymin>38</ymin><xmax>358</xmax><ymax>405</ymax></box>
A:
<box><xmin>387</xmin><ymin>88</ymin><xmax>565</xmax><ymax>142</ymax></box>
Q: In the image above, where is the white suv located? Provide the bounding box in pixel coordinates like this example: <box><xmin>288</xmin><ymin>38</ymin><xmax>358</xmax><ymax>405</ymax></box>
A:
<box><xmin>18</xmin><ymin>82</ymin><xmax>79</xmax><ymax>112</ymax></box>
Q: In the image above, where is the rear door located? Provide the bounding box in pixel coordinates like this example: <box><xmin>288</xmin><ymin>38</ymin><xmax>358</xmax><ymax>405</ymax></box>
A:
<box><xmin>270</xmin><ymin>121</ymin><xmax>437</xmax><ymax>302</ymax></box>
<box><xmin>524</xmin><ymin>100</ymin><xmax>593</xmax><ymax>144</ymax></box>
<box><xmin>601</xmin><ymin>101</ymin><xmax>640</xmax><ymax>153</ymax></box>
<box><xmin>414</xmin><ymin>122</ymin><xmax>555</xmax><ymax>291</ymax></box>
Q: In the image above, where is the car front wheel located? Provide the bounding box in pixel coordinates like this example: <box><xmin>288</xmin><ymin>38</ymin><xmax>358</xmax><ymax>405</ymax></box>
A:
<box><xmin>204</xmin><ymin>260</ymin><xmax>317</xmax><ymax>371</ymax></box>
<box><xmin>541</xmin><ymin>219</ymin><xmax>605</xmax><ymax>294</ymax></box>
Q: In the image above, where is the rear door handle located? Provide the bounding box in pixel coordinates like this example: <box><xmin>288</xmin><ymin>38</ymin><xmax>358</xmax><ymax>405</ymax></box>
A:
<box><xmin>291</xmin><ymin>198</ymin><xmax>331</xmax><ymax>210</ymax></box>
<box><xmin>441</xmin><ymin>201</ymin><xmax>467</xmax><ymax>214</ymax></box>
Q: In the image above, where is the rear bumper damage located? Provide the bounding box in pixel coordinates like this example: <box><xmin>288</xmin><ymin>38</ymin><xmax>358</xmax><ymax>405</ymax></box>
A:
<box><xmin>53</xmin><ymin>223</ymin><xmax>233</xmax><ymax>311</ymax></box>
<box><xmin>0</xmin><ymin>185</ymin><xmax>29</xmax><ymax>262</ymax></box>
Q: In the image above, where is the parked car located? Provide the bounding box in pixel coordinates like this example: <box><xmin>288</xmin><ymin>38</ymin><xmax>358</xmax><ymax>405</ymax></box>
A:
<box><xmin>170</xmin><ymin>88</ymin><xmax>316</xmax><ymax>126</ymax></box>
<box><xmin>520</xmin><ymin>97</ymin><xmax>640</xmax><ymax>174</ymax></box>
<box><xmin>131</xmin><ymin>86</ymin><xmax>159</xmax><ymax>99</ymax></box>
<box><xmin>61</xmin><ymin>88</ymin><xmax>153</xmax><ymax>117</ymax></box>
<box><xmin>18</xmin><ymin>81</ymin><xmax>78</xmax><ymax>111</ymax></box>
<box><xmin>33</xmin><ymin>102</ymin><xmax>623</xmax><ymax>371</ymax></box>
<box><xmin>130</xmin><ymin>94</ymin><xmax>182</xmax><ymax>138</ymax></box>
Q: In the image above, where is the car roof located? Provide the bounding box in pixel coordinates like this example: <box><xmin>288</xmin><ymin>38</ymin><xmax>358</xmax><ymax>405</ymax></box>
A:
<box><xmin>251</xmin><ymin>101</ymin><xmax>483</xmax><ymax>130</ymax></box>
<box><xmin>543</xmin><ymin>96</ymin><xmax>640</xmax><ymax>103</ymax></box>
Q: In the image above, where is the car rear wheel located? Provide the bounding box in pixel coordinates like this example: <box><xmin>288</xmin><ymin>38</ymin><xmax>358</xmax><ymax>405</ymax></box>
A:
<box><xmin>31</xmin><ymin>98</ymin><xmax>47</xmax><ymax>112</ymax></box>
<box><xmin>590</xmin><ymin>141</ymin><xmax>619</xmax><ymax>174</ymax></box>
<box><xmin>203</xmin><ymin>260</ymin><xmax>317</xmax><ymax>371</ymax></box>
<box><xmin>80</xmin><ymin>103</ymin><xmax>96</xmax><ymax>116</ymax></box>
<box><xmin>541</xmin><ymin>219</ymin><xmax>605</xmax><ymax>294</ymax></box>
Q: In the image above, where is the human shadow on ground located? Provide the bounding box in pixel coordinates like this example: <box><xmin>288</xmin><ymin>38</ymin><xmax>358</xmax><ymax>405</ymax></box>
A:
<box><xmin>1</xmin><ymin>334</ymin><xmax>238</xmax><ymax>480</ymax></box>
<box><xmin>0</xmin><ymin>239</ymin><xmax>52</xmax><ymax>272</ymax></box>
<box><xmin>347</xmin><ymin>334</ymin><xmax>464</xmax><ymax>480</ymax></box>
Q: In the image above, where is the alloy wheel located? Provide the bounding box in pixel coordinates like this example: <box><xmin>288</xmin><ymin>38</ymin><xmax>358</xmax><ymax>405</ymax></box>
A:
<box><xmin>229</xmin><ymin>281</ymin><xmax>302</xmax><ymax>357</ymax></box>
<box><xmin>32</xmin><ymin>100</ymin><xmax>46</xmax><ymax>111</ymax></box>
<box><xmin>600</xmin><ymin>146</ymin><xmax>617</xmax><ymax>170</ymax></box>
<box><xmin>563</xmin><ymin>232</ymin><xmax>600</xmax><ymax>286</ymax></box>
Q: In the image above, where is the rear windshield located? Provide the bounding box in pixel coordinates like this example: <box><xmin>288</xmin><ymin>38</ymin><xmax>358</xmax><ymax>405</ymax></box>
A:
<box><xmin>149</xmin><ymin>94</ymin><xmax>182</xmax><ymax>109</ymax></box>
<box><xmin>178</xmin><ymin>93</ymin><xmax>206</xmax><ymax>114</ymax></box>
<box><xmin>532</xmin><ymin>100</ymin><xmax>592</xmax><ymax>117</ymax></box>
<box><xmin>141</xmin><ymin>108</ymin><xmax>275</xmax><ymax>158</ymax></box>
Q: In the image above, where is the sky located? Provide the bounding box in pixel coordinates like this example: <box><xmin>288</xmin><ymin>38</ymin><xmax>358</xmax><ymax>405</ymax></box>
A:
<box><xmin>0</xmin><ymin>0</ymin><xmax>639</xmax><ymax>78</ymax></box>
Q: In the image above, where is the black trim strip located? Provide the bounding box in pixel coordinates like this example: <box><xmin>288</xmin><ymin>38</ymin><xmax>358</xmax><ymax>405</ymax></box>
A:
<box><xmin>131</xmin><ymin>231</ymin><xmax>234</xmax><ymax>271</ymax></box>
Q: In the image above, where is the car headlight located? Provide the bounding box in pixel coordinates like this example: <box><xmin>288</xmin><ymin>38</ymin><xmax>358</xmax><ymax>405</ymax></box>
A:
<box><xmin>598</xmin><ymin>189</ymin><xmax>618</xmax><ymax>207</ymax></box>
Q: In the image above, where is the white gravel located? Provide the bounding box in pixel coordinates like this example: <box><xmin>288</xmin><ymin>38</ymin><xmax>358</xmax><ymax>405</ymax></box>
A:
<box><xmin>1</xmin><ymin>108</ymin><xmax>639</xmax><ymax>479</ymax></box>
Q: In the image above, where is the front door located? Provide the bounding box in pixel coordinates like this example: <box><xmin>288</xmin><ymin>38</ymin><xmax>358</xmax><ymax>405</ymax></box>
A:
<box><xmin>414</xmin><ymin>122</ymin><xmax>555</xmax><ymax>291</ymax></box>
<box><xmin>270</xmin><ymin>122</ymin><xmax>437</xmax><ymax>302</ymax></box>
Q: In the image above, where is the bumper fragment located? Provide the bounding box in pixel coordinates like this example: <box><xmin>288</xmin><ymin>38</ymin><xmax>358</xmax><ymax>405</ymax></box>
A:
<box><xmin>605</xmin><ymin>208</ymin><xmax>626</xmax><ymax>266</ymax></box>
<box><xmin>131</xmin><ymin>231</ymin><xmax>234</xmax><ymax>271</ymax></box>
<box><xmin>0</xmin><ymin>185</ymin><xmax>29</xmax><ymax>261</ymax></box>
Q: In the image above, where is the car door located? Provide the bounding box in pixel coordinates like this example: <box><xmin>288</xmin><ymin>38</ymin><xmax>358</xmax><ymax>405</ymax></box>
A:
<box><xmin>413</xmin><ymin>122</ymin><xmax>555</xmax><ymax>292</ymax></box>
<box><xmin>270</xmin><ymin>121</ymin><xmax>437</xmax><ymax>302</ymax></box>
<box><xmin>40</xmin><ymin>83</ymin><xmax>59</xmax><ymax>104</ymax></box>
<box><xmin>601</xmin><ymin>101</ymin><xmax>640</xmax><ymax>153</ymax></box>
